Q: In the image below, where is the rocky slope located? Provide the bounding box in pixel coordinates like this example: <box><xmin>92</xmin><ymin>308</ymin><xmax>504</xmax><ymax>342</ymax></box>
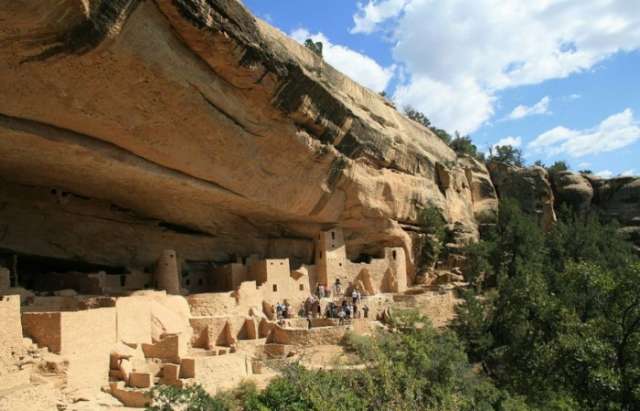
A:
<box><xmin>0</xmin><ymin>0</ymin><xmax>494</xmax><ymax>273</ymax></box>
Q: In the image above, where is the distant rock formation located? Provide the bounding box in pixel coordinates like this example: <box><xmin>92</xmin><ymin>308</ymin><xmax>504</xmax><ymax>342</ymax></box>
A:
<box><xmin>491</xmin><ymin>163</ymin><xmax>640</xmax><ymax>251</ymax></box>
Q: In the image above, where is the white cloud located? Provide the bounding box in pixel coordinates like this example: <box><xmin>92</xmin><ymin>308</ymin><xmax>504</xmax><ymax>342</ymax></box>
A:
<box><xmin>290</xmin><ymin>28</ymin><xmax>394</xmax><ymax>92</ymax></box>
<box><xmin>493</xmin><ymin>136</ymin><xmax>523</xmax><ymax>151</ymax></box>
<box><xmin>596</xmin><ymin>170</ymin><xmax>614</xmax><ymax>178</ymax></box>
<box><xmin>354</xmin><ymin>0</ymin><xmax>640</xmax><ymax>133</ymax></box>
<box><xmin>352</xmin><ymin>0</ymin><xmax>409</xmax><ymax>34</ymax></box>
<box><xmin>507</xmin><ymin>96</ymin><xmax>551</xmax><ymax>120</ymax></box>
<box><xmin>394</xmin><ymin>76</ymin><xmax>493</xmax><ymax>134</ymax></box>
<box><xmin>568</xmin><ymin>94</ymin><xmax>582</xmax><ymax>100</ymax></box>
<box><xmin>528</xmin><ymin>108</ymin><xmax>640</xmax><ymax>158</ymax></box>
<box><xmin>577</xmin><ymin>162</ymin><xmax>591</xmax><ymax>169</ymax></box>
<box><xmin>621</xmin><ymin>169</ymin><xmax>636</xmax><ymax>177</ymax></box>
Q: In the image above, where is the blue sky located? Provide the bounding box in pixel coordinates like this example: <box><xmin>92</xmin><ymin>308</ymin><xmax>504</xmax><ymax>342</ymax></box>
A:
<box><xmin>243</xmin><ymin>0</ymin><xmax>640</xmax><ymax>177</ymax></box>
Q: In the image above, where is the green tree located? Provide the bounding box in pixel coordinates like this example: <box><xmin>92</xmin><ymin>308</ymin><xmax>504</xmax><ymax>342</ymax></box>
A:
<box><xmin>453</xmin><ymin>199</ymin><xmax>640</xmax><ymax>409</ymax></box>
<box><xmin>417</xmin><ymin>206</ymin><xmax>448</xmax><ymax>269</ymax></box>
<box><xmin>462</xmin><ymin>240</ymin><xmax>494</xmax><ymax>289</ymax></box>
<box><xmin>431</xmin><ymin>127</ymin><xmax>452</xmax><ymax>144</ymax></box>
<box><xmin>304</xmin><ymin>39</ymin><xmax>323</xmax><ymax>57</ymax></box>
<box><xmin>450</xmin><ymin>133</ymin><xmax>484</xmax><ymax>160</ymax></box>
<box><xmin>489</xmin><ymin>145</ymin><xmax>523</xmax><ymax>167</ymax></box>
<box><xmin>452</xmin><ymin>290</ymin><xmax>494</xmax><ymax>363</ymax></box>
<box><xmin>403</xmin><ymin>105</ymin><xmax>431</xmax><ymax>127</ymax></box>
<box><xmin>548</xmin><ymin>161</ymin><xmax>569</xmax><ymax>174</ymax></box>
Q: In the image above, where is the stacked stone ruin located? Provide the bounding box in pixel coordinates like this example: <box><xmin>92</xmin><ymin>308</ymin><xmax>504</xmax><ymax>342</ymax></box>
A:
<box><xmin>0</xmin><ymin>228</ymin><xmax>433</xmax><ymax>407</ymax></box>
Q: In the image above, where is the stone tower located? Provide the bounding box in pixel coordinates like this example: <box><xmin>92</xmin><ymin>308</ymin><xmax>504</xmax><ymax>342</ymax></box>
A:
<box><xmin>315</xmin><ymin>227</ymin><xmax>347</xmax><ymax>289</ymax></box>
<box><xmin>384</xmin><ymin>247</ymin><xmax>408</xmax><ymax>292</ymax></box>
<box><xmin>155</xmin><ymin>250</ymin><xmax>181</xmax><ymax>295</ymax></box>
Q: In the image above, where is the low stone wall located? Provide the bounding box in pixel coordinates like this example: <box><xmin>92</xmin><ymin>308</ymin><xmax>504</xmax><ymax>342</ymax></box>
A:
<box><xmin>188</xmin><ymin>293</ymin><xmax>238</xmax><ymax>317</ymax></box>
<box><xmin>190</xmin><ymin>316</ymin><xmax>260</xmax><ymax>348</ymax></box>
<box><xmin>0</xmin><ymin>296</ymin><xmax>28</xmax><ymax>390</ymax></box>
<box><xmin>310</xmin><ymin>318</ymin><xmax>337</xmax><ymax>328</ymax></box>
<box><xmin>61</xmin><ymin>307</ymin><xmax>117</xmax><ymax>391</ymax></box>
<box><xmin>22</xmin><ymin>307</ymin><xmax>117</xmax><ymax>392</ymax></box>
<box><xmin>22</xmin><ymin>312</ymin><xmax>62</xmax><ymax>353</ymax></box>
<box><xmin>22</xmin><ymin>296</ymin><xmax>79</xmax><ymax>312</ymax></box>
<box><xmin>268</xmin><ymin>325</ymin><xmax>348</xmax><ymax>346</ymax></box>
<box><xmin>193</xmin><ymin>353</ymin><xmax>253</xmax><ymax>394</ymax></box>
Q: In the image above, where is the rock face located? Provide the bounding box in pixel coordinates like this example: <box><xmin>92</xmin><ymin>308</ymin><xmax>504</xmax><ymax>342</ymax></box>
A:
<box><xmin>588</xmin><ymin>175</ymin><xmax>640</xmax><ymax>250</ymax></box>
<box><xmin>488</xmin><ymin>162</ymin><xmax>557</xmax><ymax>230</ymax></box>
<box><xmin>0</xmin><ymin>0</ymin><xmax>493</xmax><ymax>272</ymax></box>
<box><xmin>551</xmin><ymin>171</ymin><xmax>594</xmax><ymax>212</ymax></box>
<box><xmin>459</xmin><ymin>156</ymin><xmax>499</xmax><ymax>225</ymax></box>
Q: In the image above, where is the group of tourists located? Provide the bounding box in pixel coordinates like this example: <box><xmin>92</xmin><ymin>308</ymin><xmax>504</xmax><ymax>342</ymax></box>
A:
<box><xmin>316</xmin><ymin>278</ymin><xmax>366</xmax><ymax>299</ymax></box>
<box><xmin>324</xmin><ymin>300</ymin><xmax>369</xmax><ymax>324</ymax></box>
<box><xmin>282</xmin><ymin>278</ymin><xmax>373</xmax><ymax>325</ymax></box>
<box><xmin>302</xmin><ymin>294</ymin><xmax>323</xmax><ymax>318</ymax></box>
<box><xmin>275</xmin><ymin>301</ymin><xmax>291</xmax><ymax>320</ymax></box>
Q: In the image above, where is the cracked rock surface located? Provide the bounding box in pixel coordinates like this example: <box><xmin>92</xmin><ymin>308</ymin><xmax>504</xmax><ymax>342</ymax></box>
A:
<box><xmin>0</xmin><ymin>0</ymin><xmax>494</xmax><ymax>270</ymax></box>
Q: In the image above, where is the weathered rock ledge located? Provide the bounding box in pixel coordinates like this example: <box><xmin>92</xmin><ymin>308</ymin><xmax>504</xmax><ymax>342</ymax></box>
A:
<box><xmin>0</xmin><ymin>0</ymin><xmax>494</xmax><ymax>271</ymax></box>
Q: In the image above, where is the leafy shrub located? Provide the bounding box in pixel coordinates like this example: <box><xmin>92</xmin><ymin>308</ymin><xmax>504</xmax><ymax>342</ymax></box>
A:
<box><xmin>147</xmin><ymin>384</ymin><xmax>227</xmax><ymax>411</ymax></box>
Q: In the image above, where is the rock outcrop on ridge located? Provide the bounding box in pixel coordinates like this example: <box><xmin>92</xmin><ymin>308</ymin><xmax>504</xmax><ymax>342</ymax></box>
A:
<box><xmin>487</xmin><ymin>162</ymin><xmax>557</xmax><ymax>230</ymax></box>
<box><xmin>0</xmin><ymin>0</ymin><xmax>496</xmax><ymax>272</ymax></box>
<box><xmin>554</xmin><ymin>172</ymin><xmax>640</xmax><ymax>250</ymax></box>
<box><xmin>491</xmin><ymin>164</ymin><xmax>640</xmax><ymax>250</ymax></box>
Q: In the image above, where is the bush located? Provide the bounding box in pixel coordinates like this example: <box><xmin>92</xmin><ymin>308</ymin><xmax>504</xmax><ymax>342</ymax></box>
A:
<box><xmin>147</xmin><ymin>384</ymin><xmax>227</xmax><ymax>411</ymax></box>
<box><xmin>243</xmin><ymin>311</ymin><xmax>515</xmax><ymax>411</ymax></box>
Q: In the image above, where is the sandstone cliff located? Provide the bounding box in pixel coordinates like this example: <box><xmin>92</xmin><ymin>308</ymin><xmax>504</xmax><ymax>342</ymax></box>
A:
<box><xmin>0</xmin><ymin>0</ymin><xmax>495</xmax><ymax>272</ymax></box>
<box><xmin>488</xmin><ymin>162</ymin><xmax>557</xmax><ymax>230</ymax></box>
<box><xmin>1</xmin><ymin>0</ymin><xmax>636</xmax><ymax>278</ymax></box>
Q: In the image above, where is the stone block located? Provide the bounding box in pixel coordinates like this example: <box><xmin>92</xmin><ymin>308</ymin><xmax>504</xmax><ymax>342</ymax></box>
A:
<box><xmin>109</xmin><ymin>381</ymin><xmax>152</xmax><ymax>408</ymax></box>
<box><xmin>142</xmin><ymin>334</ymin><xmax>183</xmax><ymax>363</ymax></box>
<box><xmin>129</xmin><ymin>372</ymin><xmax>153</xmax><ymax>389</ymax></box>
<box><xmin>116</xmin><ymin>297</ymin><xmax>152</xmax><ymax>345</ymax></box>
<box><xmin>180</xmin><ymin>358</ymin><xmax>195</xmax><ymax>379</ymax></box>
<box><xmin>161</xmin><ymin>363</ymin><xmax>180</xmax><ymax>385</ymax></box>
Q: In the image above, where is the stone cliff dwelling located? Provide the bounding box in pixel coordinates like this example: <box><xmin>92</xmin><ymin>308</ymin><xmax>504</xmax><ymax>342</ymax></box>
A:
<box><xmin>0</xmin><ymin>227</ymin><xmax>429</xmax><ymax>408</ymax></box>
<box><xmin>1</xmin><ymin>0</ymin><xmax>637</xmax><ymax>409</ymax></box>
